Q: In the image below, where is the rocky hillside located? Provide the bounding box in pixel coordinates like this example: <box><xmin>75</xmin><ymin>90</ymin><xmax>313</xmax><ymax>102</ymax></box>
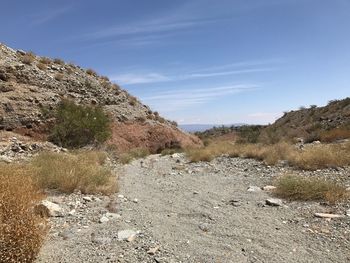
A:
<box><xmin>0</xmin><ymin>43</ymin><xmax>201</xmax><ymax>152</ymax></box>
<box><xmin>261</xmin><ymin>98</ymin><xmax>350</xmax><ymax>143</ymax></box>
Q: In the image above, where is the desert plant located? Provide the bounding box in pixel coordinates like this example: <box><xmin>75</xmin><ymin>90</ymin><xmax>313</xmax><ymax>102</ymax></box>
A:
<box><xmin>53</xmin><ymin>58</ymin><xmax>64</xmax><ymax>65</ymax></box>
<box><xmin>54</xmin><ymin>73</ymin><xmax>64</xmax><ymax>81</ymax></box>
<box><xmin>319</xmin><ymin>128</ymin><xmax>350</xmax><ymax>143</ymax></box>
<box><xmin>118</xmin><ymin>148</ymin><xmax>150</xmax><ymax>164</ymax></box>
<box><xmin>0</xmin><ymin>164</ymin><xmax>46</xmax><ymax>262</ymax></box>
<box><xmin>274</xmin><ymin>174</ymin><xmax>348</xmax><ymax>204</ymax></box>
<box><xmin>86</xmin><ymin>68</ymin><xmax>97</xmax><ymax>76</ymax></box>
<box><xmin>39</xmin><ymin>57</ymin><xmax>51</xmax><ymax>64</ymax></box>
<box><xmin>37</xmin><ymin>62</ymin><xmax>47</xmax><ymax>70</ymax></box>
<box><xmin>21</xmin><ymin>52</ymin><xmax>35</xmax><ymax>65</ymax></box>
<box><xmin>31</xmin><ymin>151</ymin><xmax>117</xmax><ymax>194</ymax></box>
<box><xmin>49</xmin><ymin>100</ymin><xmax>111</xmax><ymax>148</ymax></box>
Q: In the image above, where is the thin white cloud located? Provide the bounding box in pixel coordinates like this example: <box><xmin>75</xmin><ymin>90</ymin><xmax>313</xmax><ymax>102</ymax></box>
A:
<box><xmin>111</xmin><ymin>73</ymin><xmax>170</xmax><ymax>85</ymax></box>
<box><xmin>142</xmin><ymin>84</ymin><xmax>258</xmax><ymax>112</ymax></box>
<box><xmin>31</xmin><ymin>6</ymin><xmax>72</xmax><ymax>25</ymax></box>
<box><xmin>111</xmin><ymin>67</ymin><xmax>274</xmax><ymax>85</ymax></box>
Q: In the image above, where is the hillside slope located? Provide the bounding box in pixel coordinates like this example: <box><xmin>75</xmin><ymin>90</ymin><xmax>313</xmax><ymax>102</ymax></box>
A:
<box><xmin>0</xmin><ymin>43</ymin><xmax>201</xmax><ymax>152</ymax></box>
<box><xmin>261</xmin><ymin>98</ymin><xmax>350</xmax><ymax>143</ymax></box>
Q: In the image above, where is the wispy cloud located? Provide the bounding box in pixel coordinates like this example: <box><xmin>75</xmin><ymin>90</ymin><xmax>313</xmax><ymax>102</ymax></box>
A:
<box><xmin>112</xmin><ymin>73</ymin><xmax>170</xmax><ymax>85</ymax></box>
<box><xmin>30</xmin><ymin>6</ymin><xmax>72</xmax><ymax>26</ymax></box>
<box><xmin>110</xmin><ymin>60</ymin><xmax>278</xmax><ymax>85</ymax></box>
<box><xmin>142</xmin><ymin>84</ymin><xmax>258</xmax><ymax>112</ymax></box>
<box><xmin>84</xmin><ymin>17</ymin><xmax>214</xmax><ymax>40</ymax></box>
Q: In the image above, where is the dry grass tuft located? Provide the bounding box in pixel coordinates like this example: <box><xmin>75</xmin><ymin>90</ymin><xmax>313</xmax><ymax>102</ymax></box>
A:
<box><xmin>21</xmin><ymin>52</ymin><xmax>35</xmax><ymax>65</ymax></box>
<box><xmin>54</xmin><ymin>73</ymin><xmax>64</xmax><ymax>81</ymax></box>
<box><xmin>288</xmin><ymin>143</ymin><xmax>350</xmax><ymax>170</ymax></box>
<box><xmin>0</xmin><ymin>164</ymin><xmax>46</xmax><ymax>263</ymax></box>
<box><xmin>86</xmin><ymin>68</ymin><xmax>97</xmax><ymax>76</ymax></box>
<box><xmin>39</xmin><ymin>57</ymin><xmax>51</xmax><ymax>64</ymax></box>
<box><xmin>187</xmin><ymin>141</ymin><xmax>350</xmax><ymax>170</ymax></box>
<box><xmin>119</xmin><ymin>148</ymin><xmax>150</xmax><ymax>164</ymax></box>
<box><xmin>320</xmin><ymin>128</ymin><xmax>350</xmax><ymax>143</ymax></box>
<box><xmin>273</xmin><ymin>174</ymin><xmax>349</xmax><ymax>204</ymax></box>
<box><xmin>37</xmin><ymin>62</ymin><xmax>47</xmax><ymax>70</ymax></box>
<box><xmin>31</xmin><ymin>151</ymin><xmax>117</xmax><ymax>195</ymax></box>
<box><xmin>53</xmin><ymin>58</ymin><xmax>64</xmax><ymax>65</ymax></box>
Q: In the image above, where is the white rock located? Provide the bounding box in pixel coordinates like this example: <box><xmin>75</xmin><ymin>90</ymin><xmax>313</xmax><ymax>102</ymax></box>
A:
<box><xmin>262</xmin><ymin>185</ymin><xmax>277</xmax><ymax>191</ymax></box>
<box><xmin>347</xmin><ymin>209</ymin><xmax>350</xmax><ymax>217</ymax></box>
<box><xmin>117</xmin><ymin>229</ymin><xmax>137</xmax><ymax>241</ymax></box>
<box><xmin>133</xmin><ymin>198</ymin><xmax>139</xmax><ymax>203</ymax></box>
<box><xmin>147</xmin><ymin>246</ymin><xmax>160</xmax><ymax>255</ymax></box>
<box><xmin>99</xmin><ymin>216</ymin><xmax>109</xmax><ymax>223</ymax></box>
<box><xmin>105</xmin><ymin>212</ymin><xmax>121</xmax><ymax>220</ymax></box>
<box><xmin>247</xmin><ymin>186</ymin><xmax>262</xmax><ymax>192</ymax></box>
<box><xmin>41</xmin><ymin>200</ymin><xmax>63</xmax><ymax>217</ymax></box>
<box><xmin>265</xmin><ymin>198</ymin><xmax>283</xmax><ymax>206</ymax></box>
<box><xmin>314</xmin><ymin>213</ymin><xmax>345</xmax><ymax>219</ymax></box>
<box><xmin>171</xmin><ymin>153</ymin><xmax>181</xmax><ymax>159</ymax></box>
<box><xmin>118</xmin><ymin>194</ymin><xmax>125</xmax><ymax>199</ymax></box>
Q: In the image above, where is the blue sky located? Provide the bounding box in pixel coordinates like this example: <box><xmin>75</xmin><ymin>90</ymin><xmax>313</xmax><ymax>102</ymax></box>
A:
<box><xmin>1</xmin><ymin>0</ymin><xmax>350</xmax><ymax>124</ymax></box>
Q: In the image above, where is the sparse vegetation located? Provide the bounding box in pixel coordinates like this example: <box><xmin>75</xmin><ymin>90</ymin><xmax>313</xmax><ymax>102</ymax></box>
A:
<box><xmin>186</xmin><ymin>141</ymin><xmax>350</xmax><ymax>170</ymax></box>
<box><xmin>21</xmin><ymin>52</ymin><xmax>35</xmax><ymax>65</ymax></box>
<box><xmin>118</xmin><ymin>148</ymin><xmax>150</xmax><ymax>164</ymax></box>
<box><xmin>49</xmin><ymin>100</ymin><xmax>111</xmax><ymax>148</ymax></box>
<box><xmin>273</xmin><ymin>174</ymin><xmax>349</xmax><ymax>204</ymax></box>
<box><xmin>0</xmin><ymin>164</ymin><xmax>46</xmax><ymax>263</ymax></box>
<box><xmin>31</xmin><ymin>151</ymin><xmax>117</xmax><ymax>194</ymax></box>
<box><xmin>86</xmin><ymin>68</ymin><xmax>97</xmax><ymax>76</ymax></box>
<box><xmin>37</xmin><ymin>62</ymin><xmax>47</xmax><ymax>70</ymax></box>
<box><xmin>39</xmin><ymin>57</ymin><xmax>51</xmax><ymax>64</ymax></box>
<box><xmin>54</xmin><ymin>73</ymin><xmax>64</xmax><ymax>81</ymax></box>
<box><xmin>53</xmin><ymin>58</ymin><xmax>64</xmax><ymax>65</ymax></box>
<box><xmin>319</xmin><ymin>128</ymin><xmax>350</xmax><ymax>142</ymax></box>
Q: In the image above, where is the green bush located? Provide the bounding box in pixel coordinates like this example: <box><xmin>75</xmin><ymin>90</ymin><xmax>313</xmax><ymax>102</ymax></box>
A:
<box><xmin>49</xmin><ymin>100</ymin><xmax>111</xmax><ymax>148</ymax></box>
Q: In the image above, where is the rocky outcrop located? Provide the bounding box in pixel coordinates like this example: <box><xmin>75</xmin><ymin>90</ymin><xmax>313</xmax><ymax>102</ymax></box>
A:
<box><xmin>0</xmin><ymin>43</ymin><xmax>202</xmax><ymax>152</ymax></box>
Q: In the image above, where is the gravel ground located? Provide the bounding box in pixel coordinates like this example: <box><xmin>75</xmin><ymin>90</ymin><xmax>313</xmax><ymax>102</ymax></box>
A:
<box><xmin>36</xmin><ymin>154</ymin><xmax>350</xmax><ymax>263</ymax></box>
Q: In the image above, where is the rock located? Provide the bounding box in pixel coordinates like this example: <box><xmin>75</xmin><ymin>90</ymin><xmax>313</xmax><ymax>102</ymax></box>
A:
<box><xmin>133</xmin><ymin>198</ymin><xmax>139</xmax><ymax>203</ymax></box>
<box><xmin>40</xmin><ymin>200</ymin><xmax>64</xmax><ymax>217</ymax></box>
<box><xmin>117</xmin><ymin>229</ymin><xmax>137</xmax><ymax>241</ymax></box>
<box><xmin>99</xmin><ymin>216</ymin><xmax>109</xmax><ymax>223</ymax></box>
<box><xmin>147</xmin><ymin>246</ymin><xmax>160</xmax><ymax>255</ymax></box>
<box><xmin>347</xmin><ymin>209</ymin><xmax>350</xmax><ymax>217</ymax></box>
<box><xmin>314</xmin><ymin>213</ymin><xmax>345</xmax><ymax>219</ymax></box>
<box><xmin>198</xmin><ymin>223</ymin><xmax>210</xmax><ymax>232</ymax></box>
<box><xmin>59</xmin><ymin>230</ymin><xmax>74</xmax><ymax>240</ymax></box>
<box><xmin>265</xmin><ymin>198</ymin><xmax>283</xmax><ymax>207</ymax></box>
<box><xmin>262</xmin><ymin>185</ymin><xmax>276</xmax><ymax>191</ymax></box>
<box><xmin>118</xmin><ymin>194</ymin><xmax>125</xmax><ymax>199</ymax></box>
<box><xmin>171</xmin><ymin>153</ymin><xmax>181</xmax><ymax>159</ymax></box>
<box><xmin>105</xmin><ymin>212</ymin><xmax>121</xmax><ymax>220</ymax></box>
<box><xmin>83</xmin><ymin>196</ymin><xmax>93</xmax><ymax>202</ymax></box>
<box><xmin>247</xmin><ymin>186</ymin><xmax>262</xmax><ymax>192</ymax></box>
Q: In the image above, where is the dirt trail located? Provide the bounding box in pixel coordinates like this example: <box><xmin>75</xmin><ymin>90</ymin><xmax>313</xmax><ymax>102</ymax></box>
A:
<box><xmin>37</xmin><ymin>154</ymin><xmax>350</xmax><ymax>263</ymax></box>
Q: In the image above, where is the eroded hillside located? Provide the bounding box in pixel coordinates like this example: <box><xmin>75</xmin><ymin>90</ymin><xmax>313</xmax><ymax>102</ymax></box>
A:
<box><xmin>0</xmin><ymin>44</ymin><xmax>201</xmax><ymax>152</ymax></box>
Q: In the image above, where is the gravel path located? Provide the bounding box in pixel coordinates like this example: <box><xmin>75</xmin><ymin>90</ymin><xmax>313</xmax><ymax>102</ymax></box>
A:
<box><xmin>37</xmin><ymin>154</ymin><xmax>350</xmax><ymax>263</ymax></box>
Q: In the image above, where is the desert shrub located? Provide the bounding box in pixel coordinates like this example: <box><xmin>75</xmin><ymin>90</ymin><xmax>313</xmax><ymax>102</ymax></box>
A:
<box><xmin>319</xmin><ymin>128</ymin><xmax>350</xmax><ymax>143</ymax></box>
<box><xmin>39</xmin><ymin>57</ymin><xmax>51</xmax><ymax>64</ymax></box>
<box><xmin>289</xmin><ymin>143</ymin><xmax>350</xmax><ymax>170</ymax></box>
<box><xmin>100</xmin><ymin>76</ymin><xmax>109</xmax><ymax>81</ymax></box>
<box><xmin>274</xmin><ymin>174</ymin><xmax>348</xmax><ymax>204</ymax></box>
<box><xmin>119</xmin><ymin>148</ymin><xmax>150</xmax><ymax>164</ymax></box>
<box><xmin>236</xmin><ymin>125</ymin><xmax>263</xmax><ymax>143</ymax></box>
<box><xmin>54</xmin><ymin>73</ymin><xmax>64</xmax><ymax>81</ymax></box>
<box><xmin>21</xmin><ymin>53</ymin><xmax>35</xmax><ymax>65</ymax></box>
<box><xmin>129</xmin><ymin>96</ymin><xmax>137</xmax><ymax>106</ymax></box>
<box><xmin>49</xmin><ymin>100</ymin><xmax>111</xmax><ymax>148</ymax></box>
<box><xmin>31</xmin><ymin>151</ymin><xmax>117</xmax><ymax>194</ymax></box>
<box><xmin>53</xmin><ymin>58</ymin><xmax>64</xmax><ymax>65</ymax></box>
<box><xmin>0</xmin><ymin>164</ymin><xmax>46</xmax><ymax>263</ymax></box>
<box><xmin>187</xmin><ymin>140</ymin><xmax>350</xmax><ymax>170</ymax></box>
<box><xmin>37</xmin><ymin>62</ymin><xmax>47</xmax><ymax>70</ymax></box>
<box><xmin>86</xmin><ymin>68</ymin><xmax>97</xmax><ymax>76</ymax></box>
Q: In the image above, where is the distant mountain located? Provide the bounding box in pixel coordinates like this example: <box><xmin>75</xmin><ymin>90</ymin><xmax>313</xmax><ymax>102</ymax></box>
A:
<box><xmin>180</xmin><ymin>124</ymin><xmax>245</xmax><ymax>133</ymax></box>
